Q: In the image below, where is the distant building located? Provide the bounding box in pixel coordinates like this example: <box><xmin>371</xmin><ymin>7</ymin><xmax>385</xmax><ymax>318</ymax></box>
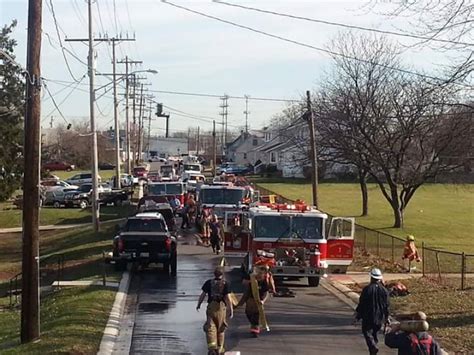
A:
<box><xmin>225</xmin><ymin>131</ymin><xmax>264</xmax><ymax>165</ymax></box>
<box><xmin>147</xmin><ymin>136</ymin><xmax>188</xmax><ymax>159</ymax></box>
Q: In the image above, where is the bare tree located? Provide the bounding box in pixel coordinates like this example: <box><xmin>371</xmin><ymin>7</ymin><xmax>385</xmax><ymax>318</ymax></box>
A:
<box><xmin>317</xmin><ymin>32</ymin><xmax>471</xmax><ymax>227</ymax></box>
<box><xmin>369</xmin><ymin>0</ymin><xmax>473</xmax><ymax>84</ymax></box>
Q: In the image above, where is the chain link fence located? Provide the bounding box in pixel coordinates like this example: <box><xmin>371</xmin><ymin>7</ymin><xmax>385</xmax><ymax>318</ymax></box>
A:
<box><xmin>253</xmin><ymin>183</ymin><xmax>473</xmax><ymax>290</ymax></box>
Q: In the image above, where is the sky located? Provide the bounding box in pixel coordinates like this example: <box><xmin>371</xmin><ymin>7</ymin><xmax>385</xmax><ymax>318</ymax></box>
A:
<box><xmin>0</xmin><ymin>0</ymin><xmax>457</xmax><ymax>136</ymax></box>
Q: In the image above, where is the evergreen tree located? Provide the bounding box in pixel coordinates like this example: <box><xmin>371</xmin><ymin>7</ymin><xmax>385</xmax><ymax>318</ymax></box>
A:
<box><xmin>0</xmin><ymin>20</ymin><xmax>25</xmax><ymax>201</ymax></box>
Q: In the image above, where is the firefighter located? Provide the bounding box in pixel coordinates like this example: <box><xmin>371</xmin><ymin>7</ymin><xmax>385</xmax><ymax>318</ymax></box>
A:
<box><xmin>236</xmin><ymin>266</ymin><xmax>271</xmax><ymax>337</ymax></box>
<box><xmin>385</xmin><ymin>314</ymin><xmax>443</xmax><ymax>354</ymax></box>
<box><xmin>197</xmin><ymin>266</ymin><xmax>233</xmax><ymax>355</ymax></box>
<box><xmin>210</xmin><ymin>214</ymin><xmax>223</xmax><ymax>254</ymax></box>
<box><xmin>201</xmin><ymin>206</ymin><xmax>212</xmax><ymax>245</ymax></box>
<box><xmin>355</xmin><ymin>268</ymin><xmax>390</xmax><ymax>355</ymax></box>
<box><xmin>403</xmin><ymin>235</ymin><xmax>421</xmax><ymax>272</ymax></box>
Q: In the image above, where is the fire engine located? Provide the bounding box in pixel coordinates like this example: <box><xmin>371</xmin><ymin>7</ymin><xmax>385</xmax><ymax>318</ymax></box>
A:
<box><xmin>223</xmin><ymin>203</ymin><xmax>355</xmax><ymax>287</ymax></box>
<box><xmin>197</xmin><ymin>184</ymin><xmax>256</xmax><ymax>219</ymax></box>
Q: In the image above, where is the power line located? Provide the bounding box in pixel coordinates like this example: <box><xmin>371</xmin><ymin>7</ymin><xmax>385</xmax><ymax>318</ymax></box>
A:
<box><xmin>149</xmin><ymin>88</ymin><xmax>298</xmax><ymax>102</ymax></box>
<box><xmin>214</xmin><ymin>1</ymin><xmax>474</xmax><ymax>47</ymax></box>
<box><xmin>43</xmin><ymin>82</ymin><xmax>70</xmax><ymax>125</ymax></box>
<box><xmin>45</xmin><ymin>0</ymin><xmax>83</xmax><ymax>82</ymax></box>
<box><xmin>161</xmin><ymin>0</ymin><xmax>467</xmax><ymax>85</ymax></box>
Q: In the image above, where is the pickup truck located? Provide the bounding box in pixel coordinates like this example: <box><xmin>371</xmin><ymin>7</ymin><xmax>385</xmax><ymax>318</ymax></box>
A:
<box><xmin>64</xmin><ymin>183</ymin><xmax>132</xmax><ymax>208</ymax></box>
<box><xmin>112</xmin><ymin>212</ymin><xmax>177</xmax><ymax>274</ymax></box>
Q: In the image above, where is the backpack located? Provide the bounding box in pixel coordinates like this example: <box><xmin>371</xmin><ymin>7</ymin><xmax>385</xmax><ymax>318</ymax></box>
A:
<box><xmin>209</xmin><ymin>279</ymin><xmax>226</xmax><ymax>303</ymax></box>
<box><xmin>409</xmin><ymin>333</ymin><xmax>433</xmax><ymax>355</ymax></box>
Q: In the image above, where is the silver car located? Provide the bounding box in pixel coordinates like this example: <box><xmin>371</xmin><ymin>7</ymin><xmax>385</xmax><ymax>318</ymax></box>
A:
<box><xmin>66</xmin><ymin>173</ymin><xmax>102</xmax><ymax>186</ymax></box>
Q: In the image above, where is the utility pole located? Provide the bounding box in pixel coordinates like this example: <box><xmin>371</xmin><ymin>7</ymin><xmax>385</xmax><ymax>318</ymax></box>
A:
<box><xmin>306</xmin><ymin>90</ymin><xmax>319</xmax><ymax>208</ymax></box>
<box><xmin>147</xmin><ymin>99</ymin><xmax>153</xmax><ymax>158</ymax></box>
<box><xmin>187</xmin><ymin>127</ymin><xmax>191</xmax><ymax>153</ymax></box>
<box><xmin>21</xmin><ymin>0</ymin><xmax>42</xmax><ymax>343</ymax></box>
<box><xmin>111</xmin><ymin>41</ymin><xmax>120</xmax><ymax>188</ymax></box>
<box><xmin>219</xmin><ymin>95</ymin><xmax>229</xmax><ymax>154</ymax></box>
<box><xmin>117</xmin><ymin>57</ymin><xmax>142</xmax><ymax>174</ymax></box>
<box><xmin>137</xmin><ymin>83</ymin><xmax>144</xmax><ymax>164</ymax></box>
<box><xmin>131</xmin><ymin>74</ymin><xmax>137</xmax><ymax>167</ymax></box>
<box><xmin>244</xmin><ymin>95</ymin><xmax>250</xmax><ymax>133</ymax></box>
<box><xmin>212</xmin><ymin>120</ymin><xmax>216</xmax><ymax>176</ymax></box>
<box><xmin>196</xmin><ymin>126</ymin><xmax>200</xmax><ymax>155</ymax></box>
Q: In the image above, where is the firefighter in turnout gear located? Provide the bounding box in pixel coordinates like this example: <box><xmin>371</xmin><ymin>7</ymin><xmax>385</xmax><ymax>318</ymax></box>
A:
<box><xmin>355</xmin><ymin>268</ymin><xmax>390</xmax><ymax>355</ymax></box>
<box><xmin>236</xmin><ymin>266</ymin><xmax>271</xmax><ymax>337</ymax></box>
<box><xmin>197</xmin><ymin>266</ymin><xmax>233</xmax><ymax>355</ymax></box>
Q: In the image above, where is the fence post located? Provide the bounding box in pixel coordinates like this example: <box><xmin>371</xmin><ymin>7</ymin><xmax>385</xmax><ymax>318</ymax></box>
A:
<box><xmin>422</xmin><ymin>242</ymin><xmax>425</xmax><ymax>277</ymax></box>
<box><xmin>376</xmin><ymin>232</ymin><xmax>380</xmax><ymax>256</ymax></box>
<box><xmin>391</xmin><ymin>237</ymin><xmax>395</xmax><ymax>263</ymax></box>
<box><xmin>461</xmin><ymin>252</ymin><xmax>465</xmax><ymax>291</ymax></box>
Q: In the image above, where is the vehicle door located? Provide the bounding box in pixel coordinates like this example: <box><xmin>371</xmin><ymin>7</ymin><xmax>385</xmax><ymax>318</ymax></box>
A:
<box><xmin>326</xmin><ymin>217</ymin><xmax>355</xmax><ymax>267</ymax></box>
<box><xmin>223</xmin><ymin>211</ymin><xmax>250</xmax><ymax>258</ymax></box>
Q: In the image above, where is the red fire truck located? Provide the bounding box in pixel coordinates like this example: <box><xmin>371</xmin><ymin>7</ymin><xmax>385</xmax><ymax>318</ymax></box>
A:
<box><xmin>223</xmin><ymin>203</ymin><xmax>355</xmax><ymax>287</ymax></box>
<box><xmin>197</xmin><ymin>184</ymin><xmax>256</xmax><ymax>219</ymax></box>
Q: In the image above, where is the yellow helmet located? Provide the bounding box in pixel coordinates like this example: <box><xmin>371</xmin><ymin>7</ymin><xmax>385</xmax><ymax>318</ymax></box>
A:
<box><xmin>407</xmin><ymin>235</ymin><xmax>415</xmax><ymax>241</ymax></box>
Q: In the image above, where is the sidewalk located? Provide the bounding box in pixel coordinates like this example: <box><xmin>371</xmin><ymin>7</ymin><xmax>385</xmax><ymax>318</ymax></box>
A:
<box><xmin>0</xmin><ymin>217</ymin><xmax>126</xmax><ymax>234</ymax></box>
<box><xmin>328</xmin><ymin>271</ymin><xmax>422</xmax><ymax>286</ymax></box>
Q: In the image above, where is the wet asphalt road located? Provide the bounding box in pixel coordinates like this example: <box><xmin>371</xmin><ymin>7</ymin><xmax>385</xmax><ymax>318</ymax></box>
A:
<box><xmin>123</xmin><ymin>230</ymin><xmax>395</xmax><ymax>355</ymax></box>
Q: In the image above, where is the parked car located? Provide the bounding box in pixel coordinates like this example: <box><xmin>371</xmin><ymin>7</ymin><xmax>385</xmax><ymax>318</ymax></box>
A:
<box><xmin>110</xmin><ymin>174</ymin><xmax>134</xmax><ymax>188</ymax></box>
<box><xmin>223</xmin><ymin>165</ymin><xmax>253</xmax><ymax>175</ymax></box>
<box><xmin>44</xmin><ymin>187</ymin><xmax>78</xmax><ymax>208</ymax></box>
<box><xmin>111</xmin><ymin>212</ymin><xmax>177</xmax><ymax>273</ymax></box>
<box><xmin>65</xmin><ymin>173</ymin><xmax>102</xmax><ymax>186</ymax></box>
<box><xmin>216</xmin><ymin>162</ymin><xmax>236</xmax><ymax>175</ymax></box>
<box><xmin>64</xmin><ymin>183</ymin><xmax>118</xmax><ymax>209</ymax></box>
<box><xmin>99</xmin><ymin>162</ymin><xmax>116</xmax><ymax>170</ymax></box>
<box><xmin>42</xmin><ymin>161</ymin><xmax>75</xmax><ymax>171</ymax></box>
<box><xmin>42</xmin><ymin>179</ymin><xmax>79</xmax><ymax>190</ymax></box>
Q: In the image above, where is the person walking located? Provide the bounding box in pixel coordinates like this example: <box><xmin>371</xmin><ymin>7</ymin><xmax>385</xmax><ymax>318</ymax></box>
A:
<box><xmin>209</xmin><ymin>214</ymin><xmax>223</xmax><ymax>254</ymax></box>
<box><xmin>236</xmin><ymin>266</ymin><xmax>271</xmax><ymax>337</ymax></box>
<box><xmin>201</xmin><ymin>207</ymin><xmax>212</xmax><ymax>244</ymax></box>
<box><xmin>355</xmin><ymin>268</ymin><xmax>390</xmax><ymax>355</ymax></box>
<box><xmin>385</xmin><ymin>312</ymin><xmax>443</xmax><ymax>354</ymax></box>
<box><xmin>197</xmin><ymin>266</ymin><xmax>233</xmax><ymax>355</ymax></box>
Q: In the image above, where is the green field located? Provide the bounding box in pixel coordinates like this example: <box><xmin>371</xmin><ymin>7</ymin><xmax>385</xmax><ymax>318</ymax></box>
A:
<box><xmin>0</xmin><ymin>224</ymin><xmax>120</xmax><ymax>353</ymax></box>
<box><xmin>256</xmin><ymin>181</ymin><xmax>474</xmax><ymax>253</ymax></box>
<box><xmin>0</xmin><ymin>204</ymin><xmax>134</xmax><ymax>229</ymax></box>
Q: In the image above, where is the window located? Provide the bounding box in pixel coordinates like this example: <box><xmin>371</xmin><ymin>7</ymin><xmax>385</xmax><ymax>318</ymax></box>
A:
<box><xmin>243</xmin><ymin>153</ymin><xmax>247</xmax><ymax>159</ymax></box>
<box><xmin>252</xmin><ymin>139</ymin><xmax>258</xmax><ymax>146</ymax></box>
<box><xmin>270</xmin><ymin>152</ymin><xmax>276</xmax><ymax>163</ymax></box>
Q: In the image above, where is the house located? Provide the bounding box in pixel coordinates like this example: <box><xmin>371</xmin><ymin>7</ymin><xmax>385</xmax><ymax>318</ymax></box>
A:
<box><xmin>250</xmin><ymin>120</ymin><xmax>309</xmax><ymax>178</ymax></box>
<box><xmin>225</xmin><ymin>131</ymin><xmax>264</xmax><ymax>165</ymax></box>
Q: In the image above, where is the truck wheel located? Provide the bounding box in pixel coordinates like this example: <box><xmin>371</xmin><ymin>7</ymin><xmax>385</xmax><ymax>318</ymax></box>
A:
<box><xmin>79</xmin><ymin>199</ymin><xmax>89</xmax><ymax>209</ymax></box>
<box><xmin>114</xmin><ymin>261</ymin><xmax>127</xmax><ymax>272</ymax></box>
<box><xmin>114</xmin><ymin>198</ymin><xmax>123</xmax><ymax>207</ymax></box>
<box><xmin>53</xmin><ymin>201</ymin><xmax>61</xmax><ymax>208</ymax></box>
<box><xmin>170</xmin><ymin>252</ymin><xmax>177</xmax><ymax>276</ymax></box>
<box><xmin>308</xmin><ymin>276</ymin><xmax>320</xmax><ymax>287</ymax></box>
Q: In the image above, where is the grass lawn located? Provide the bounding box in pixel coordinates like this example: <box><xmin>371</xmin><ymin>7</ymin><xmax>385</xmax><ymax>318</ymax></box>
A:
<box><xmin>0</xmin><ymin>223</ymin><xmax>122</xmax><ymax>353</ymax></box>
<box><xmin>349</xmin><ymin>278</ymin><xmax>473</xmax><ymax>353</ymax></box>
<box><xmin>256</xmin><ymin>181</ymin><xmax>474</xmax><ymax>254</ymax></box>
<box><xmin>0</xmin><ymin>204</ymin><xmax>134</xmax><ymax>229</ymax></box>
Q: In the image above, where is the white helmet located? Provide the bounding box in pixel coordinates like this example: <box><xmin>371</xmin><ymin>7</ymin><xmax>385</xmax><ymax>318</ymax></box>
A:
<box><xmin>370</xmin><ymin>268</ymin><xmax>383</xmax><ymax>280</ymax></box>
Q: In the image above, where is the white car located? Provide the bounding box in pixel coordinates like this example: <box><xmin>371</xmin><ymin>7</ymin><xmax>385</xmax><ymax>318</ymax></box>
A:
<box><xmin>66</xmin><ymin>173</ymin><xmax>102</xmax><ymax>186</ymax></box>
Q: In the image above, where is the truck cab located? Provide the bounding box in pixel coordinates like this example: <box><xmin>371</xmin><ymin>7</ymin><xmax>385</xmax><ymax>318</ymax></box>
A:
<box><xmin>223</xmin><ymin>204</ymin><xmax>354</xmax><ymax>287</ymax></box>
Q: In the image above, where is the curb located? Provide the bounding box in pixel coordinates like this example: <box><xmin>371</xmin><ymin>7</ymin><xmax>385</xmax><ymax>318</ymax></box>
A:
<box><xmin>97</xmin><ymin>270</ymin><xmax>131</xmax><ymax>355</ymax></box>
<box><xmin>321</xmin><ymin>279</ymin><xmax>359</xmax><ymax>310</ymax></box>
